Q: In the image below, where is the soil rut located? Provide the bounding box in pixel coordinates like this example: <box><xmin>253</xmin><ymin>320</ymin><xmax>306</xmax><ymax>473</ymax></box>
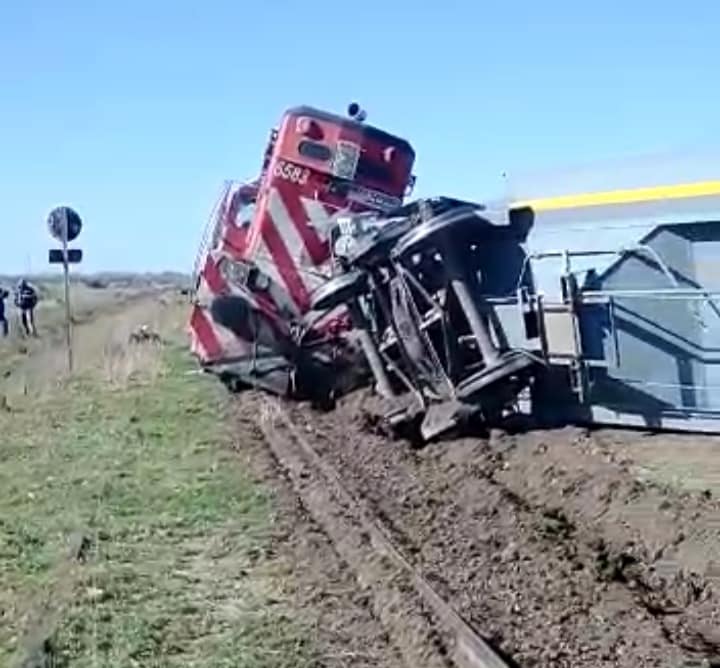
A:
<box><xmin>232</xmin><ymin>405</ymin><xmax>407</xmax><ymax>667</ymax></box>
<box><xmin>250</xmin><ymin>390</ymin><xmax>720</xmax><ymax>668</ymax></box>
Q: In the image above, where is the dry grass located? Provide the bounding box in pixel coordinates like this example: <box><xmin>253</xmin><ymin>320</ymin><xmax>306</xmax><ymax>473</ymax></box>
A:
<box><xmin>0</xmin><ymin>291</ymin><xmax>317</xmax><ymax>668</ymax></box>
<box><xmin>101</xmin><ymin>339</ymin><xmax>165</xmax><ymax>388</ymax></box>
<box><xmin>1</xmin><ymin>287</ymin><xmax>183</xmax><ymax>399</ymax></box>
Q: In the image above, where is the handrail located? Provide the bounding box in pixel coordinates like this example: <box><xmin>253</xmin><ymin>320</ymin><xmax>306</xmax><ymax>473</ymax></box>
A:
<box><xmin>192</xmin><ymin>180</ymin><xmax>232</xmax><ymax>290</ymax></box>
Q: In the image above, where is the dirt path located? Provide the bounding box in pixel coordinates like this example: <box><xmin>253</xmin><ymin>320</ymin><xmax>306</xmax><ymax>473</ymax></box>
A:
<box><xmin>232</xmin><ymin>405</ymin><xmax>408</xmax><ymax>667</ymax></box>
<box><xmin>226</xmin><ymin>389</ymin><xmax>720</xmax><ymax>668</ymax></box>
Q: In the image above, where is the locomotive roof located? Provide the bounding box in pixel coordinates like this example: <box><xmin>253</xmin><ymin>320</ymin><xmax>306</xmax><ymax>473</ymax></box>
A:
<box><xmin>284</xmin><ymin>106</ymin><xmax>415</xmax><ymax>158</ymax></box>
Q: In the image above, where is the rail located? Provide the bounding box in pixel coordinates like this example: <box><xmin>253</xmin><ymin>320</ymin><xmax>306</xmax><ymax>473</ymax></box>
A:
<box><xmin>257</xmin><ymin>398</ymin><xmax>513</xmax><ymax>668</ymax></box>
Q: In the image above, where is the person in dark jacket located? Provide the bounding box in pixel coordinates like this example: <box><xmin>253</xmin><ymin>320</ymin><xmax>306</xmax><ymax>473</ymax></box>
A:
<box><xmin>15</xmin><ymin>279</ymin><xmax>38</xmax><ymax>337</ymax></box>
<box><xmin>0</xmin><ymin>288</ymin><xmax>8</xmax><ymax>337</ymax></box>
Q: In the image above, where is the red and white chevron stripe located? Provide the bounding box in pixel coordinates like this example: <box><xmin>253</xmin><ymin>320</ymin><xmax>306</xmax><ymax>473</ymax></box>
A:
<box><xmin>244</xmin><ymin>182</ymin><xmax>340</xmax><ymax>311</ymax></box>
<box><xmin>190</xmin><ymin>181</ymin><xmax>352</xmax><ymax>365</ymax></box>
<box><xmin>189</xmin><ymin>252</ymin><xmax>252</xmax><ymax>362</ymax></box>
<box><xmin>189</xmin><ymin>304</ymin><xmax>252</xmax><ymax>362</ymax></box>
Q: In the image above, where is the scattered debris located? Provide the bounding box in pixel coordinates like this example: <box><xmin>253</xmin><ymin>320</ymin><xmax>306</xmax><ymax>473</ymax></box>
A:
<box><xmin>128</xmin><ymin>324</ymin><xmax>162</xmax><ymax>344</ymax></box>
<box><xmin>66</xmin><ymin>532</ymin><xmax>93</xmax><ymax>563</ymax></box>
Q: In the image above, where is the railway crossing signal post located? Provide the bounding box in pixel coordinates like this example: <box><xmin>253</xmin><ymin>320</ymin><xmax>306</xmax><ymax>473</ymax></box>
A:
<box><xmin>47</xmin><ymin>206</ymin><xmax>83</xmax><ymax>374</ymax></box>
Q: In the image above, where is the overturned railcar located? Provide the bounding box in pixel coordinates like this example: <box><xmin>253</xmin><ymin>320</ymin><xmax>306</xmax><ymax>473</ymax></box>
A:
<box><xmin>319</xmin><ymin>169</ymin><xmax>720</xmax><ymax>438</ymax></box>
<box><xmin>502</xmin><ymin>175</ymin><xmax>720</xmax><ymax>431</ymax></box>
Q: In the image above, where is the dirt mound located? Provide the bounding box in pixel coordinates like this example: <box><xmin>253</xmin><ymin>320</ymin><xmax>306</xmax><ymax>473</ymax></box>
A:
<box><xmin>279</xmin><ymin>392</ymin><xmax>720</xmax><ymax>667</ymax></box>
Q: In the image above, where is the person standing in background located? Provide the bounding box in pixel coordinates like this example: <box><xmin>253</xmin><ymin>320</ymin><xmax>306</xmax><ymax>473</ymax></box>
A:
<box><xmin>14</xmin><ymin>279</ymin><xmax>38</xmax><ymax>337</ymax></box>
<box><xmin>0</xmin><ymin>288</ymin><xmax>8</xmax><ymax>337</ymax></box>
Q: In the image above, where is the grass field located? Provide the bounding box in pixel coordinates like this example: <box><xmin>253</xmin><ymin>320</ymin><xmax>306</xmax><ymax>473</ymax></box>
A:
<box><xmin>0</xmin><ymin>281</ymin><xmax>147</xmax><ymax>385</ymax></box>
<box><xmin>0</xmin><ymin>292</ymin><xmax>315</xmax><ymax>668</ymax></box>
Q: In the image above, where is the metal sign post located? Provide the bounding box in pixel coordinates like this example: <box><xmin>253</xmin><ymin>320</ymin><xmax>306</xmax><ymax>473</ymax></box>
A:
<box><xmin>47</xmin><ymin>206</ymin><xmax>83</xmax><ymax>374</ymax></box>
<box><xmin>61</xmin><ymin>212</ymin><xmax>73</xmax><ymax>373</ymax></box>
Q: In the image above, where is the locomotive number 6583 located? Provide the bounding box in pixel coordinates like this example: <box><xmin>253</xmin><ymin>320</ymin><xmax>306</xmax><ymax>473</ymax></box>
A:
<box><xmin>273</xmin><ymin>159</ymin><xmax>310</xmax><ymax>186</ymax></box>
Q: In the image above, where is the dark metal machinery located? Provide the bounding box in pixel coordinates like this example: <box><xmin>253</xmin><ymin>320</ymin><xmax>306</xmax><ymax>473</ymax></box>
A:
<box><xmin>314</xmin><ymin>198</ymin><xmax>541</xmax><ymax>442</ymax></box>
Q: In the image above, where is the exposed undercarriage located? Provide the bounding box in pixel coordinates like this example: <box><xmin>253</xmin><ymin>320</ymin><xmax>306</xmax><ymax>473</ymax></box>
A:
<box><xmin>205</xmin><ymin>197</ymin><xmax>542</xmax><ymax>443</ymax></box>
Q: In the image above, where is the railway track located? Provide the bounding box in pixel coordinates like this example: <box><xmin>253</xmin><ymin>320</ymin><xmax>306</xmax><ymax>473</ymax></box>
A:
<box><xmin>256</xmin><ymin>396</ymin><xmax>513</xmax><ymax>668</ymax></box>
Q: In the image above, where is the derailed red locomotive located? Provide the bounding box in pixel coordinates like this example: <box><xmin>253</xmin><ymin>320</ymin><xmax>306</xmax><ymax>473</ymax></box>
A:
<box><xmin>190</xmin><ymin>104</ymin><xmax>420</xmax><ymax>400</ymax></box>
<box><xmin>190</xmin><ymin>103</ymin><xmax>540</xmax><ymax>441</ymax></box>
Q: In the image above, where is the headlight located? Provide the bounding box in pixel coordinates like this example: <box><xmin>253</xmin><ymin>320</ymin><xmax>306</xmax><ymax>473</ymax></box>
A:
<box><xmin>218</xmin><ymin>257</ymin><xmax>251</xmax><ymax>288</ymax></box>
<box><xmin>332</xmin><ymin>141</ymin><xmax>360</xmax><ymax>180</ymax></box>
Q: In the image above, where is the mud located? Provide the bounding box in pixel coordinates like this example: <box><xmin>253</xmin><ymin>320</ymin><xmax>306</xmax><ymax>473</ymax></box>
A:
<box><xmin>268</xmin><ymin>390</ymin><xmax>720</xmax><ymax>668</ymax></box>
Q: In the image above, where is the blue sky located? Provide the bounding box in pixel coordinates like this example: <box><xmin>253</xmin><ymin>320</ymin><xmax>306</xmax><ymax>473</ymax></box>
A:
<box><xmin>1</xmin><ymin>1</ymin><xmax>719</xmax><ymax>274</ymax></box>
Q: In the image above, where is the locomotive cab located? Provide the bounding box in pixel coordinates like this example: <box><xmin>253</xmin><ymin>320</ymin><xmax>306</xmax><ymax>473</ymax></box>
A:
<box><xmin>190</xmin><ymin>103</ymin><xmax>416</xmax><ymax>385</ymax></box>
<box><xmin>241</xmin><ymin>105</ymin><xmax>417</xmax><ymax>314</ymax></box>
<box><xmin>267</xmin><ymin>105</ymin><xmax>415</xmax><ymax>211</ymax></box>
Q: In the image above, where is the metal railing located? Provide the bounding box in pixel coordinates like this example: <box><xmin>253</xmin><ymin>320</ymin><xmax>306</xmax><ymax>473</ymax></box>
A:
<box><xmin>191</xmin><ymin>180</ymin><xmax>233</xmax><ymax>292</ymax></box>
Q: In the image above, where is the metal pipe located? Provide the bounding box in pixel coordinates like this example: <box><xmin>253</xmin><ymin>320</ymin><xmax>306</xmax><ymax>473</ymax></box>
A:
<box><xmin>449</xmin><ymin>278</ymin><xmax>500</xmax><ymax>364</ymax></box>
<box><xmin>347</xmin><ymin>301</ymin><xmax>395</xmax><ymax>399</ymax></box>
<box><xmin>439</xmin><ymin>241</ymin><xmax>503</xmax><ymax>366</ymax></box>
<box><xmin>355</xmin><ymin>328</ymin><xmax>395</xmax><ymax>398</ymax></box>
<box><xmin>530</xmin><ymin>249</ymin><xmax>625</xmax><ymax>259</ymax></box>
<box><xmin>458</xmin><ymin>290</ymin><xmax>720</xmax><ymax>303</ymax></box>
<box><xmin>525</xmin><ymin>244</ymin><xmax>679</xmax><ymax>287</ymax></box>
<box><xmin>581</xmin><ymin>290</ymin><xmax>720</xmax><ymax>300</ymax></box>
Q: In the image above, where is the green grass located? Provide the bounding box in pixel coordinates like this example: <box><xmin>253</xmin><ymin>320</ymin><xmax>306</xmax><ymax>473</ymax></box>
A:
<box><xmin>0</xmin><ymin>347</ymin><xmax>314</xmax><ymax>668</ymax></box>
